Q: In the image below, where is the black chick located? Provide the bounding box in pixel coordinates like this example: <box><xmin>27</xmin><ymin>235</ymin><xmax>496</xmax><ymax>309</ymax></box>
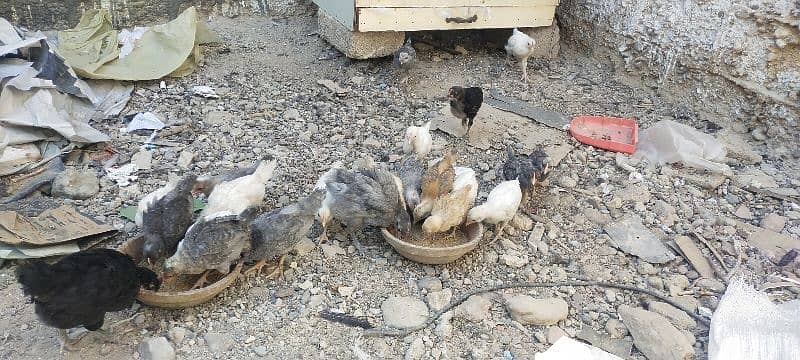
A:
<box><xmin>16</xmin><ymin>248</ymin><xmax>160</xmax><ymax>351</ymax></box>
<box><xmin>139</xmin><ymin>175</ymin><xmax>197</xmax><ymax>262</ymax></box>
<box><xmin>448</xmin><ymin>86</ymin><xmax>483</xmax><ymax>135</ymax></box>
<box><xmin>529</xmin><ymin>145</ymin><xmax>551</xmax><ymax>183</ymax></box>
<box><xmin>503</xmin><ymin>145</ymin><xmax>537</xmax><ymax>210</ymax></box>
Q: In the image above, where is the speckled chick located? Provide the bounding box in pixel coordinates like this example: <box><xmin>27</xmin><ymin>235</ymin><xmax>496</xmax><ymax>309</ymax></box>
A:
<box><xmin>137</xmin><ymin>175</ymin><xmax>197</xmax><ymax>262</ymax></box>
<box><xmin>397</xmin><ymin>155</ymin><xmax>424</xmax><ymax>213</ymax></box>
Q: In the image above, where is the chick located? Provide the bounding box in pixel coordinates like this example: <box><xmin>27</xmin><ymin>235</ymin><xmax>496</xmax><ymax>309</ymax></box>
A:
<box><xmin>201</xmin><ymin>159</ymin><xmax>277</xmax><ymax>216</ymax></box>
<box><xmin>529</xmin><ymin>145</ymin><xmax>551</xmax><ymax>183</ymax></box>
<box><xmin>505</xmin><ymin>28</ymin><xmax>536</xmax><ymax>82</ymax></box>
<box><xmin>448</xmin><ymin>86</ymin><xmax>483</xmax><ymax>135</ymax></box>
<box><xmin>242</xmin><ymin>189</ymin><xmax>325</xmax><ymax>277</ymax></box>
<box><xmin>402</xmin><ymin>121</ymin><xmax>432</xmax><ymax>159</ymax></box>
<box><xmin>136</xmin><ymin>174</ymin><xmax>197</xmax><ymax>262</ymax></box>
<box><xmin>164</xmin><ymin>208</ymin><xmax>257</xmax><ymax>289</ymax></box>
<box><xmin>414</xmin><ymin>148</ymin><xmax>457</xmax><ymax>221</ymax></box>
<box><xmin>422</xmin><ymin>167</ymin><xmax>478</xmax><ymax>234</ymax></box>
<box><xmin>193</xmin><ymin>161</ymin><xmax>262</xmax><ymax>196</ymax></box>
<box><xmin>16</xmin><ymin>249</ymin><xmax>160</xmax><ymax>351</ymax></box>
<box><xmin>393</xmin><ymin>38</ymin><xmax>417</xmax><ymax>71</ymax></box>
<box><xmin>313</xmin><ymin>161</ymin><xmax>344</xmax><ymax>244</ymax></box>
<box><xmin>320</xmin><ymin>166</ymin><xmax>411</xmax><ymax>241</ymax></box>
<box><xmin>397</xmin><ymin>155</ymin><xmax>424</xmax><ymax>213</ymax></box>
<box><xmin>503</xmin><ymin>145</ymin><xmax>536</xmax><ymax>211</ymax></box>
<box><xmin>466</xmin><ymin>179</ymin><xmax>522</xmax><ymax>243</ymax></box>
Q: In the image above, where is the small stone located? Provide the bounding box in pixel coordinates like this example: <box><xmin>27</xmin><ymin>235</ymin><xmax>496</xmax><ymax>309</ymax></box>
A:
<box><xmin>482</xmin><ymin>170</ymin><xmax>497</xmax><ymax>182</ymax></box>
<box><xmin>455</xmin><ymin>295</ymin><xmax>491</xmax><ymax>322</ymax></box>
<box><xmin>604</xmin><ymin>289</ymin><xmax>616</xmax><ymax>302</ymax></box>
<box><xmin>138</xmin><ymin>337</ymin><xmax>175</xmax><ymax>360</ymax></box>
<box><xmin>546</xmin><ymin>326</ymin><xmax>567</xmax><ymax>344</ymax></box>
<box><xmin>321</xmin><ymin>243</ymin><xmax>346</xmax><ymax>258</ymax></box>
<box><xmin>528</xmin><ymin>223</ymin><xmax>545</xmax><ymax>246</ymax></box>
<box><xmin>244</xmin><ymin>336</ymin><xmax>256</xmax><ymax>344</ymax></box>
<box><xmin>500</xmin><ymin>254</ymin><xmax>529</xmax><ymax>268</ymax></box>
<box><xmin>132</xmin><ymin>150</ymin><xmax>153</xmax><ymax>170</ymax></box>
<box><xmin>338</xmin><ymin>286</ymin><xmax>355</xmax><ymax>297</ymax></box>
<box><xmin>695</xmin><ymin>278</ymin><xmax>726</xmax><ymax>292</ymax></box>
<box><xmin>204</xmin><ymin>332</ymin><xmax>234</xmax><ymax>354</ymax></box>
<box><xmin>617</xmin><ymin>183</ymin><xmax>651</xmax><ymax>203</ymax></box>
<box><xmin>648</xmin><ymin>301</ymin><xmax>697</xmax><ymax>330</ymax></box>
<box><xmin>307</xmin><ymin>294</ymin><xmax>325</xmax><ymax>307</ymax></box>
<box><xmin>381</xmin><ymin>296</ymin><xmax>428</xmax><ymax>329</ymax></box>
<box><xmin>205</xmin><ymin>110</ymin><xmax>230</xmax><ymax>125</ymax></box>
<box><xmin>667</xmin><ymin>275</ymin><xmax>690</xmax><ymax>296</ymax></box>
<box><xmin>418</xmin><ymin>277</ymin><xmax>443</xmax><ymax>292</ymax></box>
<box><xmin>734</xmin><ymin>205</ymin><xmax>753</xmax><ymax>220</ymax></box>
<box><xmin>51</xmin><ymin>168</ymin><xmax>100</xmax><ymax>200</ymax></box>
<box><xmin>364</xmin><ymin>137</ymin><xmax>382</xmax><ymax>148</ymax></box>
<box><xmin>405</xmin><ymin>337</ymin><xmax>425</xmax><ymax>360</ymax></box>
<box><xmin>298</xmin><ymin>279</ymin><xmax>313</xmax><ymax>290</ymax></box>
<box><xmin>583</xmin><ymin>207</ymin><xmax>612</xmax><ymax>225</ymax></box>
<box><xmin>761</xmin><ymin>213</ymin><xmax>787</xmax><ymax>232</ymax></box>
<box><xmin>177</xmin><ymin>151</ymin><xmax>195</xmax><ymax>169</ymax></box>
<box><xmin>505</xmin><ymin>296</ymin><xmax>568</xmax><ymax>325</ymax></box>
<box><xmin>253</xmin><ymin>346</ymin><xmax>268</xmax><ymax>357</ymax></box>
<box><xmin>284</xmin><ymin>108</ymin><xmax>301</xmax><ymax>120</ymax></box>
<box><xmin>618</xmin><ymin>305</ymin><xmax>695</xmax><ymax>360</ymax></box>
<box><xmin>426</xmin><ymin>289</ymin><xmax>453</xmax><ymax>312</ymax></box>
<box><xmin>606</xmin><ymin>197</ymin><xmax>623</xmax><ymax>209</ymax></box>
<box><xmin>605</xmin><ymin>319</ymin><xmax>628</xmax><ymax>338</ymax></box>
<box><xmin>167</xmin><ymin>327</ymin><xmax>187</xmax><ymax>345</ymax></box>
<box><xmin>293</xmin><ymin>238</ymin><xmax>315</xmax><ymax>255</ymax></box>
<box><xmin>559</xmin><ymin>176</ymin><xmax>577</xmax><ymax>188</ymax></box>
<box><xmin>511</xmin><ymin>214</ymin><xmax>534</xmax><ymax>231</ymax></box>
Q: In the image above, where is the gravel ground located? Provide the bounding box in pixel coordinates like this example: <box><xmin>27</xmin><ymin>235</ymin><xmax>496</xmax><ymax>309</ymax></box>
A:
<box><xmin>1</xmin><ymin>14</ymin><xmax>799</xmax><ymax>360</ymax></box>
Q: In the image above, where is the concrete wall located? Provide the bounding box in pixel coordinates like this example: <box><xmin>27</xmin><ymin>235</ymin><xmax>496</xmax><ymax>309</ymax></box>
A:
<box><xmin>0</xmin><ymin>0</ymin><xmax>313</xmax><ymax>29</ymax></box>
<box><xmin>557</xmin><ymin>0</ymin><xmax>799</xmax><ymax>138</ymax></box>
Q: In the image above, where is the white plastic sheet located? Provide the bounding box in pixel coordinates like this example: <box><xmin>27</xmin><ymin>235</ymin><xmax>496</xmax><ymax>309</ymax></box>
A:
<box><xmin>535</xmin><ymin>337</ymin><xmax>623</xmax><ymax>360</ymax></box>
<box><xmin>709</xmin><ymin>278</ymin><xmax>800</xmax><ymax>360</ymax></box>
<box><xmin>635</xmin><ymin>120</ymin><xmax>732</xmax><ymax>175</ymax></box>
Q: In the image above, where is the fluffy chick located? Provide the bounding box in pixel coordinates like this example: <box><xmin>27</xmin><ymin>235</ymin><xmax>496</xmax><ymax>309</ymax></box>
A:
<box><xmin>529</xmin><ymin>145</ymin><xmax>551</xmax><ymax>183</ymax></box>
<box><xmin>467</xmin><ymin>179</ymin><xmax>522</xmax><ymax>243</ymax></box>
<box><xmin>164</xmin><ymin>208</ymin><xmax>257</xmax><ymax>289</ymax></box>
<box><xmin>193</xmin><ymin>161</ymin><xmax>261</xmax><ymax>196</ymax></box>
<box><xmin>414</xmin><ymin>148</ymin><xmax>457</xmax><ymax>221</ymax></box>
<box><xmin>136</xmin><ymin>175</ymin><xmax>196</xmax><ymax>262</ymax></box>
<box><xmin>402</xmin><ymin>121</ymin><xmax>432</xmax><ymax>159</ymax></box>
<box><xmin>422</xmin><ymin>167</ymin><xmax>478</xmax><ymax>234</ymax></box>
<box><xmin>505</xmin><ymin>28</ymin><xmax>536</xmax><ymax>82</ymax></box>
<box><xmin>393</xmin><ymin>38</ymin><xmax>417</xmax><ymax>71</ymax></box>
<box><xmin>242</xmin><ymin>189</ymin><xmax>325</xmax><ymax>277</ymax></box>
<box><xmin>448</xmin><ymin>86</ymin><xmax>483</xmax><ymax>135</ymax></box>
<box><xmin>503</xmin><ymin>145</ymin><xmax>536</xmax><ymax>210</ymax></box>
<box><xmin>397</xmin><ymin>155</ymin><xmax>424</xmax><ymax>213</ymax></box>
<box><xmin>320</xmin><ymin>166</ymin><xmax>411</xmax><ymax>241</ymax></box>
<box><xmin>201</xmin><ymin>159</ymin><xmax>277</xmax><ymax>216</ymax></box>
<box><xmin>16</xmin><ymin>249</ymin><xmax>160</xmax><ymax>351</ymax></box>
<box><xmin>313</xmin><ymin>161</ymin><xmax>344</xmax><ymax>243</ymax></box>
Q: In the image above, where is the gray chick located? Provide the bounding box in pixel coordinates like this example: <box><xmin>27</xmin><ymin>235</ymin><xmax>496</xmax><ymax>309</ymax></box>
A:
<box><xmin>323</xmin><ymin>166</ymin><xmax>411</xmax><ymax>239</ymax></box>
<box><xmin>397</xmin><ymin>155</ymin><xmax>424</xmax><ymax>214</ymax></box>
<box><xmin>241</xmin><ymin>189</ymin><xmax>325</xmax><ymax>277</ymax></box>
<box><xmin>393</xmin><ymin>38</ymin><xmax>417</xmax><ymax>70</ymax></box>
<box><xmin>193</xmin><ymin>160</ymin><xmax>263</xmax><ymax>197</ymax></box>
<box><xmin>138</xmin><ymin>175</ymin><xmax>197</xmax><ymax>262</ymax></box>
<box><xmin>164</xmin><ymin>208</ymin><xmax>258</xmax><ymax>289</ymax></box>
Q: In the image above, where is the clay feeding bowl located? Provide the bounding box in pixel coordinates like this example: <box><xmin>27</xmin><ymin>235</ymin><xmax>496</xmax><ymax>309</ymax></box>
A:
<box><xmin>381</xmin><ymin>222</ymin><xmax>484</xmax><ymax>264</ymax></box>
<box><xmin>118</xmin><ymin>236</ymin><xmax>241</xmax><ymax>309</ymax></box>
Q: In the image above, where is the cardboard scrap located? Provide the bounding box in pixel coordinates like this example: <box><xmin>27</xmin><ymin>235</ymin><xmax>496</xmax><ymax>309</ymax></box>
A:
<box><xmin>675</xmin><ymin>235</ymin><xmax>715</xmax><ymax>279</ymax></box>
<box><xmin>0</xmin><ymin>205</ymin><xmax>116</xmax><ymax>247</ymax></box>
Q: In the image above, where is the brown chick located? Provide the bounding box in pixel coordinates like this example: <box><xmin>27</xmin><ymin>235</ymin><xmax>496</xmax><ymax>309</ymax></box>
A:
<box><xmin>413</xmin><ymin>148</ymin><xmax>457</xmax><ymax>221</ymax></box>
<box><xmin>422</xmin><ymin>184</ymin><xmax>475</xmax><ymax>235</ymax></box>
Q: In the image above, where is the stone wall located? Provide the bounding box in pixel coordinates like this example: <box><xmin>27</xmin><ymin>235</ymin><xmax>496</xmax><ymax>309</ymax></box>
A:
<box><xmin>557</xmin><ymin>0</ymin><xmax>799</xmax><ymax>138</ymax></box>
<box><xmin>0</xmin><ymin>0</ymin><xmax>313</xmax><ymax>29</ymax></box>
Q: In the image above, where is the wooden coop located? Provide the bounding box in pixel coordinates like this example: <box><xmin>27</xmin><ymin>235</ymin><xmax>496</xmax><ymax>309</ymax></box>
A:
<box><xmin>314</xmin><ymin>0</ymin><xmax>560</xmax><ymax>59</ymax></box>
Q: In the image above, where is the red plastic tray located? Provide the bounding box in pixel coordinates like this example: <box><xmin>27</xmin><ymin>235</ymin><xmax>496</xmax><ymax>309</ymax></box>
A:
<box><xmin>569</xmin><ymin>116</ymin><xmax>638</xmax><ymax>154</ymax></box>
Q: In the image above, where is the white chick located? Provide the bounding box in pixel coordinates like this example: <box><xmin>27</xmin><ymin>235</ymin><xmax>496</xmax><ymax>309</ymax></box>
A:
<box><xmin>402</xmin><ymin>122</ymin><xmax>432</xmax><ymax>159</ymax></box>
<box><xmin>201</xmin><ymin>159</ymin><xmax>277</xmax><ymax>216</ymax></box>
<box><xmin>504</xmin><ymin>28</ymin><xmax>536</xmax><ymax>82</ymax></box>
<box><xmin>466</xmin><ymin>179</ymin><xmax>522</xmax><ymax>243</ymax></box>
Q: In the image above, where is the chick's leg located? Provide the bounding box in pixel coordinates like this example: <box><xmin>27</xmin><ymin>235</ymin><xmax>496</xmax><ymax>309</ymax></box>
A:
<box><xmin>318</xmin><ymin>216</ymin><xmax>330</xmax><ymax>244</ymax></box>
<box><xmin>489</xmin><ymin>221</ymin><xmax>509</xmax><ymax>244</ymax></box>
<box><xmin>263</xmin><ymin>255</ymin><xmax>286</xmax><ymax>280</ymax></box>
<box><xmin>190</xmin><ymin>270</ymin><xmax>212</xmax><ymax>290</ymax></box>
<box><xmin>58</xmin><ymin>329</ymin><xmax>79</xmax><ymax>352</ymax></box>
<box><xmin>520</xmin><ymin>55</ymin><xmax>530</xmax><ymax>82</ymax></box>
<box><xmin>243</xmin><ymin>259</ymin><xmax>268</xmax><ymax>276</ymax></box>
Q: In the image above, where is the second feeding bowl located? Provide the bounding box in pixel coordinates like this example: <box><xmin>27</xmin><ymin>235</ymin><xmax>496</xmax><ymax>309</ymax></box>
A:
<box><xmin>381</xmin><ymin>222</ymin><xmax>484</xmax><ymax>265</ymax></box>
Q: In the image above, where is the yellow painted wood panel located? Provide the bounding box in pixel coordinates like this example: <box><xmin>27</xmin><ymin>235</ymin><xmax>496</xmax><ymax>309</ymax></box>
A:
<box><xmin>356</xmin><ymin>0</ymin><xmax>559</xmax><ymax>7</ymax></box>
<box><xmin>357</xmin><ymin>6</ymin><xmax>555</xmax><ymax>32</ymax></box>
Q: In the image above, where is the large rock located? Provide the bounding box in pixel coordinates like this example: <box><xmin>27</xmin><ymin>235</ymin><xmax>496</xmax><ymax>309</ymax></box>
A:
<box><xmin>381</xmin><ymin>296</ymin><xmax>428</xmax><ymax>329</ymax></box>
<box><xmin>505</xmin><ymin>295</ymin><xmax>568</xmax><ymax>326</ymax></box>
<box><xmin>455</xmin><ymin>295</ymin><xmax>491</xmax><ymax>322</ymax></box>
<box><xmin>318</xmin><ymin>9</ymin><xmax>404</xmax><ymax>59</ymax></box>
<box><xmin>139</xmin><ymin>337</ymin><xmax>175</xmax><ymax>360</ymax></box>
<box><xmin>51</xmin><ymin>168</ymin><xmax>100</xmax><ymax>200</ymax></box>
<box><xmin>648</xmin><ymin>301</ymin><xmax>697</xmax><ymax>330</ymax></box>
<box><xmin>618</xmin><ymin>305</ymin><xmax>695</xmax><ymax>360</ymax></box>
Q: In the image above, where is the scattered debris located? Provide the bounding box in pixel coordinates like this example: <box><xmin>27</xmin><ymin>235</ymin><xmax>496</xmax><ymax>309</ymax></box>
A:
<box><xmin>536</xmin><ymin>336</ymin><xmax>624</xmax><ymax>360</ymax></box>
<box><xmin>191</xmin><ymin>85</ymin><xmax>219</xmax><ymax>99</ymax></box>
<box><xmin>674</xmin><ymin>235</ymin><xmax>715</xmax><ymax>279</ymax></box>
<box><xmin>124</xmin><ymin>112</ymin><xmax>166</xmax><ymax>133</ymax></box>
<box><xmin>485</xmin><ymin>90</ymin><xmax>571</xmax><ymax>129</ymax></box>
<box><xmin>106</xmin><ymin>163</ymin><xmax>138</xmax><ymax>186</ymax></box>
<box><xmin>635</xmin><ymin>120</ymin><xmax>731</xmax><ymax>175</ymax></box>
<box><xmin>604</xmin><ymin>216</ymin><xmax>676</xmax><ymax>264</ymax></box>
<box><xmin>576</xmin><ymin>327</ymin><xmax>633</xmax><ymax>358</ymax></box>
<box><xmin>317</xmin><ymin>79</ymin><xmax>348</xmax><ymax>96</ymax></box>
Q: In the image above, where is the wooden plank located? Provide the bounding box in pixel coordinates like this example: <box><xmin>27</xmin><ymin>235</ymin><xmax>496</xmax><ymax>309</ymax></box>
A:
<box><xmin>313</xmin><ymin>0</ymin><xmax>356</xmax><ymax>30</ymax></box>
<box><xmin>356</xmin><ymin>0</ymin><xmax>559</xmax><ymax>7</ymax></box>
<box><xmin>357</xmin><ymin>6</ymin><xmax>555</xmax><ymax>32</ymax></box>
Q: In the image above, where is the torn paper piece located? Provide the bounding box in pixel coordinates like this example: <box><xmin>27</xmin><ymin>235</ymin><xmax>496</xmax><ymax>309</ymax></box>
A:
<box><xmin>192</xmin><ymin>85</ymin><xmax>219</xmax><ymax>98</ymax></box>
<box><xmin>0</xmin><ymin>205</ymin><xmax>116</xmax><ymax>246</ymax></box>
<box><xmin>124</xmin><ymin>112</ymin><xmax>165</xmax><ymax>133</ymax></box>
<box><xmin>106</xmin><ymin>163</ymin><xmax>138</xmax><ymax>186</ymax></box>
